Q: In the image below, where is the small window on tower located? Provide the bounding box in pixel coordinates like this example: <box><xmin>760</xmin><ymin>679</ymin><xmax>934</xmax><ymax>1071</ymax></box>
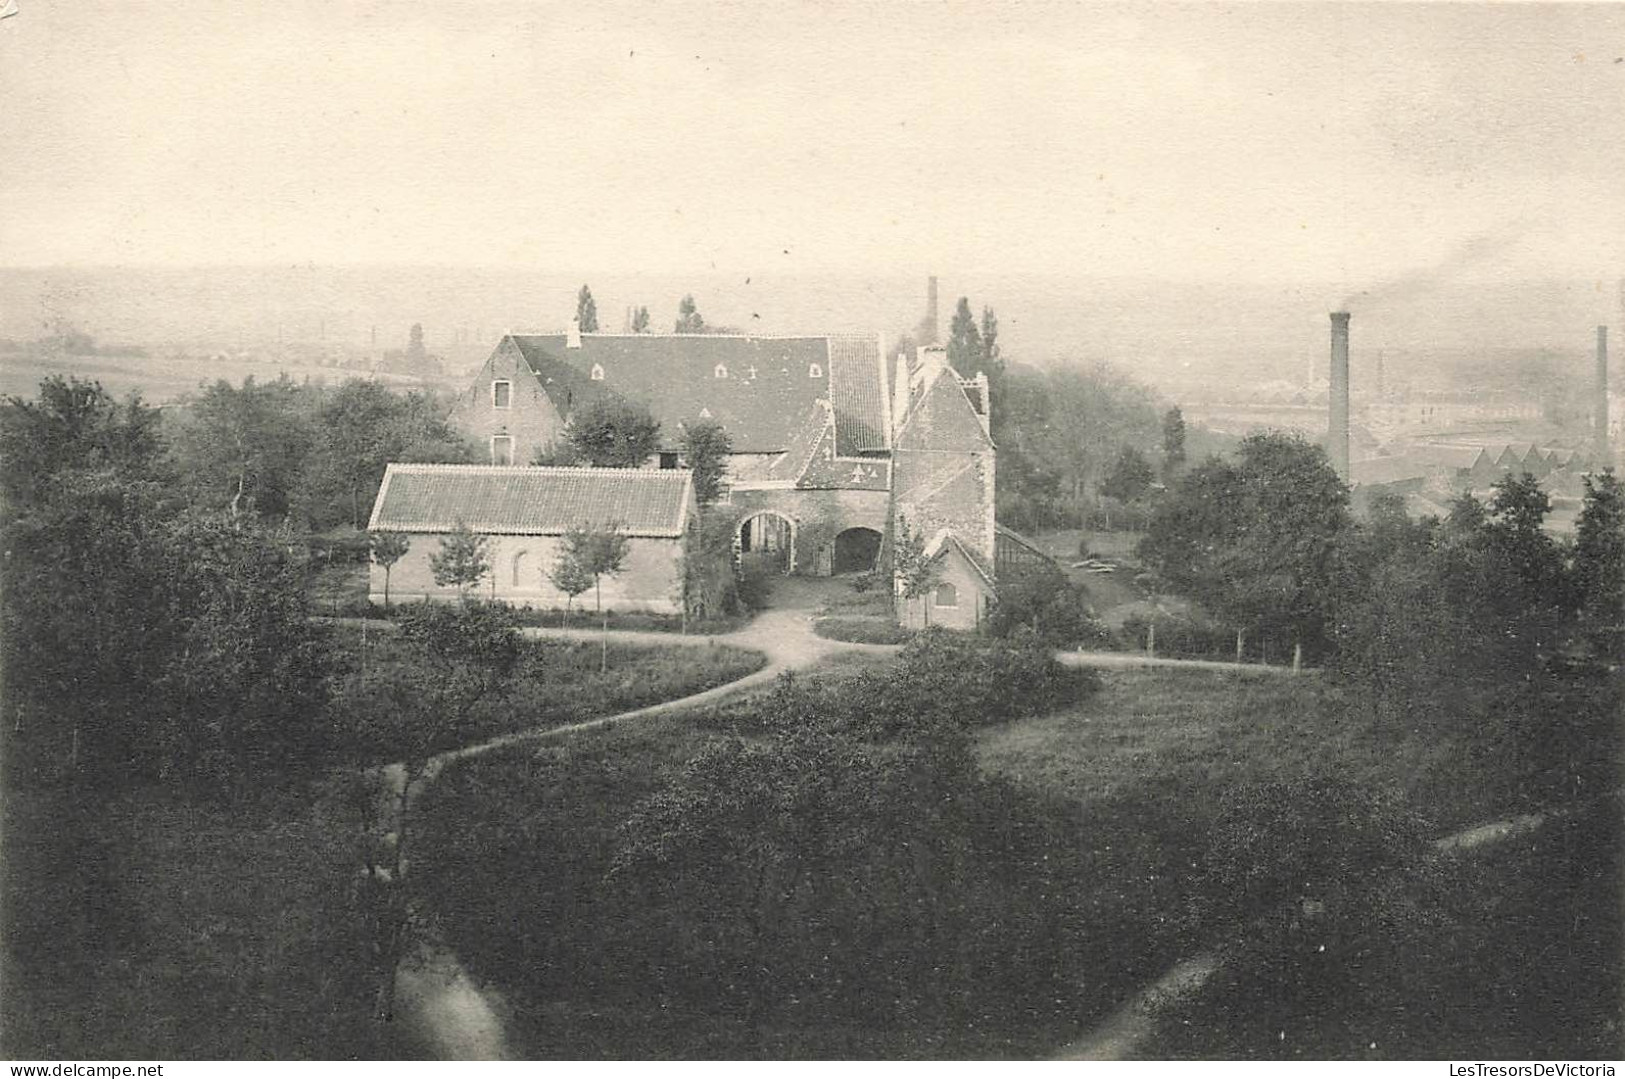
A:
<box><xmin>491</xmin><ymin>435</ymin><xmax>514</xmax><ymax>466</ymax></box>
<box><xmin>714</xmin><ymin>364</ymin><xmax>728</xmax><ymax>379</ymax></box>
<box><xmin>659</xmin><ymin>452</ymin><xmax>680</xmax><ymax>470</ymax></box>
<box><xmin>808</xmin><ymin>363</ymin><xmax>823</xmax><ymax>378</ymax></box>
<box><xmin>590</xmin><ymin>364</ymin><xmax>605</xmax><ymax>381</ymax></box>
<box><xmin>492</xmin><ymin>380</ymin><xmax>512</xmax><ymax>408</ymax></box>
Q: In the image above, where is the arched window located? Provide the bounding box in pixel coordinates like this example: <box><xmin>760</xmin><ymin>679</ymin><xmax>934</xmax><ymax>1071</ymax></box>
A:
<box><xmin>933</xmin><ymin>582</ymin><xmax>959</xmax><ymax>608</ymax></box>
<box><xmin>511</xmin><ymin>550</ymin><xmax>529</xmax><ymax>587</ymax></box>
<box><xmin>808</xmin><ymin>363</ymin><xmax>823</xmax><ymax>378</ymax></box>
<box><xmin>590</xmin><ymin>364</ymin><xmax>605</xmax><ymax>381</ymax></box>
<box><xmin>714</xmin><ymin>364</ymin><xmax>728</xmax><ymax>379</ymax></box>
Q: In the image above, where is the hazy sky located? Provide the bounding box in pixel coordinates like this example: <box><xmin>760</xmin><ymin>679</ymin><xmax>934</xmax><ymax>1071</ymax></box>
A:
<box><xmin>2</xmin><ymin>1</ymin><xmax>1622</xmax><ymax>292</ymax></box>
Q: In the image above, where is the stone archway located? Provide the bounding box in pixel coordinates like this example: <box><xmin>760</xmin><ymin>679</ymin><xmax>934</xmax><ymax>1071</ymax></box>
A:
<box><xmin>832</xmin><ymin>526</ymin><xmax>883</xmax><ymax>575</ymax></box>
<box><xmin>738</xmin><ymin>511</ymin><xmax>795</xmax><ymax>574</ymax></box>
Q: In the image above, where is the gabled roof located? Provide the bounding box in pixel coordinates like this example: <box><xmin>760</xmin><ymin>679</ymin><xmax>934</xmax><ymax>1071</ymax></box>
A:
<box><xmin>503</xmin><ymin>332</ymin><xmax>887</xmax><ymax>456</ymax></box>
<box><xmin>368</xmin><ymin>464</ymin><xmax>692</xmax><ymax>537</ymax></box>
<box><xmin>924</xmin><ymin>528</ymin><xmax>996</xmax><ymax>590</ymax></box>
<box><xmin>895</xmin><ymin>366</ymin><xmax>995</xmax><ymax>452</ymax></box>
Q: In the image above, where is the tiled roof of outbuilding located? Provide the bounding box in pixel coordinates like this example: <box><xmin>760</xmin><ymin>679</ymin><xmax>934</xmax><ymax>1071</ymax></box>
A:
<box><xmin>368</xmin><ymin>464</ymin><xmax>692</xmax><ymax>537</ymax></box>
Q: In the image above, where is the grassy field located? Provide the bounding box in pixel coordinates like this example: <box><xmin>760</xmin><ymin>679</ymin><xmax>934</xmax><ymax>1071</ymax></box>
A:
<box><xmin>1</xmin><ymin>634</ymin><xmax>768</xmax><ymax>1060</ymax></box>
<box><xmin>321</xmin><ymin>625</ymin><xmax>766</xmax><ymax>762</ymax></box>
<box><xmin>977</xmin><ymin>668</ymin><xmax>1516</xmax><ymax>832</ymax></box>
<box><xmin>1138</xmin><ymin>800</ymin><xmax>1623</xmax><ymax>1060</ymax></box>
<box><xmin>978</xmin><ymin>666</ymin><xmax>1623</xmax><ymax>1060</ymax></box>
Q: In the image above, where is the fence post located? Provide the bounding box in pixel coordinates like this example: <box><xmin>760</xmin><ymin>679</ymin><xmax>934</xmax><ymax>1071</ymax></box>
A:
<box><xmin>1147</xmin><ymin>622</ymin><xmax>1156</xmax><ymax>657</ymax></box>
<box><xmin>1293</xmin><ymin>641</ymin><xmax>1302</xmax><ymax>672</ymax></box>
<box><xmin>1235</xmin><ymin>628</ymin><xmax>1244</xmax><ymax>665</ymax></box>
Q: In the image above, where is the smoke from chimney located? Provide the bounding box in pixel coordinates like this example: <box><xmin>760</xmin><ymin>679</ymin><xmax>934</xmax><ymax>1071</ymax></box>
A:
<box><xmin>1329</xmin><ymin>312</ymin><xmax>1351</xmax><ymax>483</ymax></box>
<box><xmin>1597</xmin><ymin>325</ymin><xmax>1610</xmax><ymax>462</ymax></box>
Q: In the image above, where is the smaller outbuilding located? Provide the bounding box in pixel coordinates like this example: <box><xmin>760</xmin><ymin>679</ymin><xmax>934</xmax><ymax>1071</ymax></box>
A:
<box><xmin>366</xmin><ymin>463</ymin><xmax>697</xmax><ymax>612</ymax></box>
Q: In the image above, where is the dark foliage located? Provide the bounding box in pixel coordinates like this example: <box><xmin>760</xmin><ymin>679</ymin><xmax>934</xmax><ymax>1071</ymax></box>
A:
<box><xmin>989</xmin><ymin>565</ymin><xmax>1108</xmax><ymax>648</ymax></box>
<box><xmin>564</xmin><ymin>396</ymin><xmax>662</xmax><ymax>468</ymax></box>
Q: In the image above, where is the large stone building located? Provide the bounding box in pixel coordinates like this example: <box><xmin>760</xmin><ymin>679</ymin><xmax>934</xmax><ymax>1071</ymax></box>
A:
<box><xmin>446</xmin><ymin>326</ymin><xmax>999</xmax><ymax>628</ymax></box>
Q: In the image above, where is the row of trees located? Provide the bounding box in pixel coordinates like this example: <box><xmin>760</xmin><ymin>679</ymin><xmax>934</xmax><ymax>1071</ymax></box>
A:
<box><xmin>165</xmin><ymin>374</ymin><xmax>472</xmax><ymax>530</ymax></box>
<box><xmin>572</xmin><ymin>285</ymin><xmax>726</xmax><ymax>336</ymax></box>
<box><xmin>1135</xmin><ymin>431</ymin><xmax>1623</xmax><ymax>747</ymax></box>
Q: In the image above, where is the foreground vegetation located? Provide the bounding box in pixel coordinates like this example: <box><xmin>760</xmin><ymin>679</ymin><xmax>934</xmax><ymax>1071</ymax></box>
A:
<box><xmin>414</xmin><ymin>633</ymin><xmax>1104</xmax><ymax>1058</ymax></box>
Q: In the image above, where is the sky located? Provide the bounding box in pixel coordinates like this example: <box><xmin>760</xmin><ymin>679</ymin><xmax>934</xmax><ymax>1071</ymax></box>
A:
<box><xmin>2</xmin><ymin>1</ymin><xmax>1623</xmax><ymax>294</ymax></box>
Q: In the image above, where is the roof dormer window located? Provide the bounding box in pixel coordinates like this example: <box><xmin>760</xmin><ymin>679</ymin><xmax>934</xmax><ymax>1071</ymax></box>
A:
<box><xmin>808</xmin><ymin>363</ymin><xmax>823</xmax><ymax>378</ymax></box>
<box><xmin>492</xmin><ymin>380</ymin><xmax>512</xmax><ymax>409</ymax></box>
<box><xmin>590</xmin><ymin>364</ymin><xmax>605</xmax><ymax>381</ymax></box>
<box><xmin>714</xmin><ymin>364</ymin><xmax>728</xmax><ymax>379</ymax></box>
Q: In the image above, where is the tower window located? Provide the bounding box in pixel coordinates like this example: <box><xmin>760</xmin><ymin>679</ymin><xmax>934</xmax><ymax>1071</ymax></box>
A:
<box><xmin>590</xmin><ymin>364</ymin><xmax>605</xmax><ymax>381</ymax></box>
<box><xmin>492</xmin><ymin>380</ymin><xmax>512</xmax><ymax>408</ymax></box>
<box><xmin>714</xmin><ymin>364</ymin><xmax>728</xmax><ymax>379</ymax></box>
<box><xmin>808</xmin><ymin>363</ymin><xmax>823</xmax><ymax>378</ymax></box>
<box><xmin>490</xmin><ymin>435</ymin><xmax>514</xmax><ymax>465</ymax></box>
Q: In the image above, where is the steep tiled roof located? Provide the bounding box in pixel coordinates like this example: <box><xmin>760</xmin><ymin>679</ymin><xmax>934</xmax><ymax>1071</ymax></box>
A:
<box><xmin>826</xmin><ymin>334</ymin><xmax>889</xmax><ymax>454</ymax></box>
<box><xmin>368</xmin><ymin>464</ymin><xmax>692</xmax><ymax>537</ymax></box>
<box><xmin>506</xmin><ymin>333</ymin><xmax>883</xmax><ymax>455</ymax></box>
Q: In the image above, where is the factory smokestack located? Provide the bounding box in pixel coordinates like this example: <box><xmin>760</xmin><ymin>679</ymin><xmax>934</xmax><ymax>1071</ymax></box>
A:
<box><xmin>1597</xmin><ymin>325</ymin><xmax>1610</xmax><ymax>463</ymax></box>
<box><xmin>1328</xmin><ymin>312</ymin><xmax>1351</xmax><ymax>482</ymax></box>
<box><xmin>917</xmin><ymin>276</ymin><xmax>940</xmax><ymax>345</ymax></box>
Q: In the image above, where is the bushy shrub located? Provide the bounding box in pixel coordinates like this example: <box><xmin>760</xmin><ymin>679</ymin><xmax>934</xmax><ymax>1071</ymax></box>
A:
<box><xmin>757</xmin><ymin>629</ymin><xmax>1099</xmax><ymax>743</ymax></box>
<box><xmin>989</xmin><ymin>566</ymin><xmax>1108</xmax><ymax>648</ymax></box>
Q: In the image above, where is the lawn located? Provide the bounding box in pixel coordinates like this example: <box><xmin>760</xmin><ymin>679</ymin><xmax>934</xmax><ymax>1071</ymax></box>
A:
<box><xmin>978</xmin><ymin>665</ymin><xmax>1623</xmax><ymax>1060</ymax></box>
<box><xmin>321</xmin><ymin>625</ymin><xmax>766</xmax><ymax>762</ymax></box>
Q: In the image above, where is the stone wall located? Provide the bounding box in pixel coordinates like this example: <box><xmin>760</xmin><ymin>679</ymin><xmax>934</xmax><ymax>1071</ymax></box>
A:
<box><xmin>724</xmin><ymin>486</ymin><xmax>890</xmax><ymax>575</ymax></box>
<box><xmin>369</xmin><ymin>531</ymin><xmax>685</xmax><ymax>613</ymax></box>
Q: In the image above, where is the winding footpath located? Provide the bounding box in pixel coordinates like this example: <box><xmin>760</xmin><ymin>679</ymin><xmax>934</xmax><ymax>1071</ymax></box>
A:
<box><xmin>367</xmin><ymin>590</ymin><xmax>1304</xmax><ymax>1059</ymax></box>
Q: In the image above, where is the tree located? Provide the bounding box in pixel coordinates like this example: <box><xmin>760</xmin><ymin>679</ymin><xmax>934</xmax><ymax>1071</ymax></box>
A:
<box><xmin>892</xmin><ymin>516</ymin><xmax>943</xmax><ymax>626</ymax></box>
<box><xmin>430</xmin><ymin>520</ymin><xmax>491</xmax><ymax>601</ymax></box>
<box><xmin>1100</xmin><ymin>445</ymin><xmax>1155</xmax><ymax>505</ymax></box>
<box><xmin>557</xmin><ymin>525</ymin><xmax>630</xmax><ymax>670</ymax></box>
<box><xmin>679</xmin><ymin>419</ymin><xmax>732</xmax><ymax>505</ymax></box>
<box><xmin>565</xmin><ymin>397</ymin><xmax>662</xmax><ymax>468</ymax></box>
<box><xmin>576</xmin><ymin>285</ymin><xmax>599</xmax><ymax>333</ymax></box>
<box><xmin>674</xmin><ymin>294</ymin><xmax>705</xmax><ymax>334</ymax></box>
<box><xmin>946</xmin><ymin>297</ymin><xmax>982</xmax><ymax>374</ymax></box>
<box><xmin>1573</xmin><ymin>469</ymin><xmax>1624</xmax><ymax>655</ymax></box>
<box><xmin>368</xmin><ymin>531</ymin><xmax>410</xmax><ymax>608</ymax></box>
<box><xmin>979</xmin><ymin>306</ymin><xmax>1003</xmax><ymax>380</ymax></box>
<box><xmin>1161</xmin><ymin>407</ymin><xmax>1187</xmax><ymax>480</ymax></box>
<box><xmin>170</xmin><ymin>376</ymin><xmax>314</xmax><ymax>519</ymax></box>
<box><xmin>631</xmin><ymin>306</ymin><xmax>651</xmax><ymax>334</ymax></box>
<box><xmin>549</xmin><ymin>538</ymin><xmax>595</xmax><ymax>624</ymax></box>
<box><xmin>1139</xmin><ymin>432</ymin><xmax>1351</xmax><ymax>660</ymax></box>
<box><xmin>301</xmin><ymin>380</ymin><xmax>467</xmax><ymax>530</ymax></box>
<box><xmin>0</xmin><ymin>375</ymin><xmax>166</xmax><ymax>509</ymax></box>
